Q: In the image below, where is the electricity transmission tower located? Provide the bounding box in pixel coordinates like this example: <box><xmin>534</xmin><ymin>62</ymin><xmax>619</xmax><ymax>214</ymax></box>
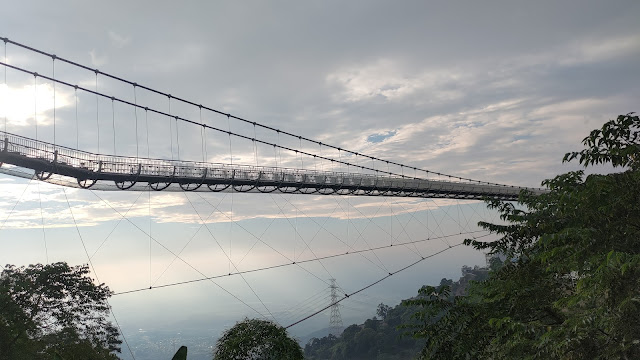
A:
<box><xmin>329</xmin><ymin>278</ymin><xmax>344</xmax><ymax>336</ymax></box>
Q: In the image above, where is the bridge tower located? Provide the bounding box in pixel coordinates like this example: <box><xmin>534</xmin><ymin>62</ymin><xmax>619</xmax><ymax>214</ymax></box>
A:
<box><xmin>329</xmin><ymin>278</ymin><xmax>344</xmax><ymax>337</ymax></box>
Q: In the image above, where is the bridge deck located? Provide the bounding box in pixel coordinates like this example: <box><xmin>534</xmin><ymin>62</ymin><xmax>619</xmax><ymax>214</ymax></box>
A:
<box><xmin>0</xmin><ymin>132</ymin><xmax>538</xmax><ymax>200</ymax></box>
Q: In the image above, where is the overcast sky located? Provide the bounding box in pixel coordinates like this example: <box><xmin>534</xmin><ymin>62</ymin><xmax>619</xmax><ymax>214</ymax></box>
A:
<box><xmin>1</xmin><ymin>1</ymin><xmax>639</xmax><ymax>358</ymax></box>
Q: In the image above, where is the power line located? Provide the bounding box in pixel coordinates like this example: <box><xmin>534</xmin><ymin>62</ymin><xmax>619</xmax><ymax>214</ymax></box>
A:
<box><xmin>285</xmin><ymin>241</ymin><xmax>471</xmax><ymax>330</ymax></box>
<box><xmin>112</xmin><ymin>231</ymin><xmax>489</xmax><ymax>296</ymax></box>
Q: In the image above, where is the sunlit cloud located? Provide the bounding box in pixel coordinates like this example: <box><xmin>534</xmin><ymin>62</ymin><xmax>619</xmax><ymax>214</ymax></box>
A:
<box><xmin>0</xmin><ymin>83</ymin><xmax>72</xmax><ymax>127</ymax></box>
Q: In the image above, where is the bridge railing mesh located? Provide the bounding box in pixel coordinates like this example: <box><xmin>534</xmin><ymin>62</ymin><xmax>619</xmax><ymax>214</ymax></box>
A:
<box><xmin>1</xmin><ymin>131</ymin><xmax>536</xmax><ymax>198</ymax></box>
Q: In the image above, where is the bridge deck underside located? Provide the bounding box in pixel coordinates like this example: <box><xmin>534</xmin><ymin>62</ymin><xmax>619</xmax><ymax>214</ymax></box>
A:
<box><xmin>0</xmin><ymin>132</ymin><xmax>532</xmax><ymax>200</ymax></box>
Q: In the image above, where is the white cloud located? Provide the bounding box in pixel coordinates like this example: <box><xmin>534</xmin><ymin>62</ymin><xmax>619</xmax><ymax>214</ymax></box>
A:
<box><xmin>0</xmin><ymin>83</ymin><xmax>72</xmax><ymax>127</ymax></box>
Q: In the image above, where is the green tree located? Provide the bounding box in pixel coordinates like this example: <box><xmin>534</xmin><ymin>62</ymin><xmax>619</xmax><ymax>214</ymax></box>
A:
<box><xmin>376</xmin><ymin>303</ymin><xmax>391</xmax><ymax>320</ymax></box>
<box><xmin>402</xmin><ymin>284</ymin><xmax>490</xmax><ymax>359</ymax></box>
<box><xmin>212</xmin><ymin>318</ymin><xmax>303</xmax><ymax>360</ymax></box>
<box><xmin>0</xmin><ymin>262</ymin><xmax>121</xmax><ymax>360</ymax></box>
<box><xmin>405</xmin><ymin>113</ymin><xmax>640</xmax><ymax>359</ymax></box>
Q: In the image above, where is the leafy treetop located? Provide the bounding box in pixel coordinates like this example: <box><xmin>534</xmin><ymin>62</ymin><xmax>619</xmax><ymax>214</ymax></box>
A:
<box><xmin>212</xmin><ymin>318</ymin><xmax>303</xmax><ymax>360</ymax></box>
<box><xmin>0</xmin><ymin>262</ymin><xmax>121</xmax><ymax>360</ymax></box>
<box><xmin>564</xmin><ymin>112</ymin><xmax>640</xmax><ymax>169</ymax></box>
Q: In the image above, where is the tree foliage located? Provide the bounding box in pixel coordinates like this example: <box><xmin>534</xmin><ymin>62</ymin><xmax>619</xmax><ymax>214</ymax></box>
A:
<box><xmin>376</xmin><ymin>303</ymin><xmax>391</xmax><ymax>320</ymax></box>
<box><xmin>212</xmin><ymin>318</ymin><xmax>303</xmax><ymax>360</ymax></box>
<box><xmin>564</xmin><ymin>112</ymin><xmax>640</xmax><ymax>169</ymax></box>
<box><xmin>405</xmin><ymin>113</ymin><xmax>640</xmax><ymax>359</ymax></box>
<box><xmin>0</xmin><ymin>262</ymin><xmax>121</xmax><ymax>360</ymax></box>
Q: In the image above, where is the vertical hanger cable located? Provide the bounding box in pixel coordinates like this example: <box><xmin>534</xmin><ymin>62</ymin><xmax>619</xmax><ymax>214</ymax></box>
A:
<box><xmin>3</xmin><ymin>39</ymin><xmax>6</xmax><ymax>133</ymax></box>
<box><xmin>95</xmin><ymin>72</ymin><xmax>100</xmax><ymax>153</ymax></box>
<box><xmin>52</xmin><ymin>56</ymin><xmax>56</xmax><ymax>145</ymax></box>
<box><xmin>134</xmin><ymin>85</ymin><xmax>139</xmax><ymax>158</ymax></box>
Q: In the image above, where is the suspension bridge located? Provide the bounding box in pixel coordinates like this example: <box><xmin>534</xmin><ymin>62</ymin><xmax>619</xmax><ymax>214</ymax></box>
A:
<box><xmin>0</xmin><ymin>130</ymin><xmax>532</xmax><ymax>199</ymax></box>
<box><xmin>0</xmin><ymin>37</ymin><xmax>541</xmax><ymax>200</ymax></box>
<box><xmin>0</xmin><ymin>37</ymin><xmax>543</xmax><ymax>356</ymax></box>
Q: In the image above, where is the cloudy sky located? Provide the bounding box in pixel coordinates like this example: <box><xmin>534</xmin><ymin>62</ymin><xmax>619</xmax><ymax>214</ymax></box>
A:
<box><xmin>1</xmin><ymin>0</ymin><xmax>639</xmax><ymax>357</ymax></box>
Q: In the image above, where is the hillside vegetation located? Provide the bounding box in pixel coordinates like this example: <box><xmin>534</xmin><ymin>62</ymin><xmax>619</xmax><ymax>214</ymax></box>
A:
<box><xmin>304</xmin><ymin>265</ymin><xmax>490</xmax><ymax>359</ymax></box>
